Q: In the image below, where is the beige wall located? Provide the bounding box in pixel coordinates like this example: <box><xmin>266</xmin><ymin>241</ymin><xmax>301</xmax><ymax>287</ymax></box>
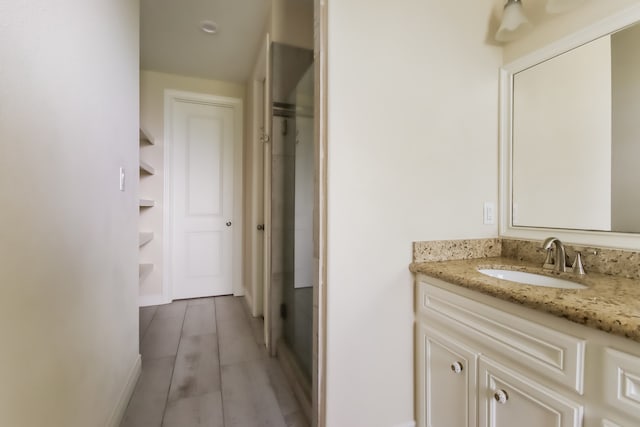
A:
<box><xmin>503</xmin><ymin>0</ymin><xmax>640</xmax><ymax>63</ymax></box>
<box><xmin>0</xmin><ymin>0</ymin><xmax>140</xmax><ymax>426</ymax></box>
<box><xmin>325</xmin><ymin>0</ymin><xmax>502</xmax><ymax>425</ymax></box>
<box><xmin>271</xmin><ymin>0</ymin><xmax>314</xmax><ymax>49</ymax></box>
<box><xmin>139</xmin><ymin>70</ymin><xmax>245</xmax><ymax>303</ymax></box>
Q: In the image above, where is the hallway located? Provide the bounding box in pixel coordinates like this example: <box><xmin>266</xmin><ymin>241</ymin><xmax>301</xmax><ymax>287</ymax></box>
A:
<box><xmin>121</xmin><ymin>296</ymin><xmax>308</xmax><ymax>427</ymax></box>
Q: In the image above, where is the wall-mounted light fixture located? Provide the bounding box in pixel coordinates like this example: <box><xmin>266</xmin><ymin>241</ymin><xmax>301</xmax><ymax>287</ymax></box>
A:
<box><xmin>496</xmin><ymin>0</ymin><xmax>588</xmax><ymax>42</ymax></box>
<box><xmin>495</xmin><ymin>0</ymin><xmax>532</xmax><ymax>42</ymax></box>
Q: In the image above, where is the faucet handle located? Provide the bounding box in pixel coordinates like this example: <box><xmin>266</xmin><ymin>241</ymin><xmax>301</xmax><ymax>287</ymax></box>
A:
<box><xmin>542</xmin><ymin>247</ymin><xmax>554</xmax><ymax>270</ymax></box>
<box><xmin>573</xmin><ymin>246</ymin><xmax>598</xmax><ymax>256</ymax></box>
<box><xmin>572</xmin><ymin>251</ymin><xmax>586</xmax><ymax>275</ymax></box>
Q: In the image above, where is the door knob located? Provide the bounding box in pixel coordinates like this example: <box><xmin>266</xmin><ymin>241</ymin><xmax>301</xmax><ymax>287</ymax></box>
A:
<box><xmin>450</xmin><ymin>361</ymin><xmax>464</xmax><ymax>374</ymax></box>
<box><xmin>494</xmin><ymin>389</ymin><xmax>509</xmax><ymax>404</ymax></box>
<box><xmin>226</xmin><ymin>221</ymin><xmax>232</xmax><ymax>227</ymax></box>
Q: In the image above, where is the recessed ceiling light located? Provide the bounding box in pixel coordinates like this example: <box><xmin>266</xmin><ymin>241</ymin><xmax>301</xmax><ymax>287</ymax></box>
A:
<box><xmin>200</xmin><ymin>20</ymin><xmax>218</xmax><ymax>34</ymax></box>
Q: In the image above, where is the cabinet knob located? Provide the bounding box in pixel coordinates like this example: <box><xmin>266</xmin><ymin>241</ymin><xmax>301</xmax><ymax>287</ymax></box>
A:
<box><xmin>450</xmin><ymin>361</ymin><xmax>464</xmax><ymax>374</ymax></box>
<box><xmin>226</xmin><ymin>221</ymin><xmax>232</xmax><ymax>227</ymax></box>
<box><xmin>494</xmin><ymin>389</ymin><xmax>509</xmax><ymax>404</ymax></box>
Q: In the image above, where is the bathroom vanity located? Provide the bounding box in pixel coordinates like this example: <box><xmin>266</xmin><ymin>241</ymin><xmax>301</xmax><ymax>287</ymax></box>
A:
<box><xmin>411</xmin><ymin>248</ymin><xmax>640</xmax><ymax>427</ymax></box>
<box><xmin>411</xmin><ymin>5</ymin><xmax>640</xmax><ymax>426</ymax></box>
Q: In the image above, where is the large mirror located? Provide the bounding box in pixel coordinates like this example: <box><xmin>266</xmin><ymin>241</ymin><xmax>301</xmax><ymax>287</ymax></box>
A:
<box><xmin>500</xmin><ymin>6</ymin><xmax>640</xmax><ymax>248</ymax></box>
<box><xmin>513</xmin><ymin>22</ymin><xmax>640</xmax><ymax>233</ymax></box>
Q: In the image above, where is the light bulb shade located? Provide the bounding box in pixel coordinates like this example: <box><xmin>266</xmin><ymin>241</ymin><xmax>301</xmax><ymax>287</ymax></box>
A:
<box><xmin>546</xmin><ymin>0</ymin><xmax>585</xmax><ymax>14</ymax></box>
<box><xmin>495</xmin><ymin>0</ymin><xmax>532</xmax><ymax>42</ymax></box>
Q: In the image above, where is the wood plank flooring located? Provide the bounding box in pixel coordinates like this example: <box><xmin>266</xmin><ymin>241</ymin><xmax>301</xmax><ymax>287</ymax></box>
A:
<box><xmin>121</xmin><ymin>296</ymin><xmax>309</xmax><ymax>427</ymax></box>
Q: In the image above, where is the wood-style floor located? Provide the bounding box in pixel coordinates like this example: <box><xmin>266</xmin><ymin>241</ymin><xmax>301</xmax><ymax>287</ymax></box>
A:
<box><xmin>120</xmin><ymin>296</ymin><xmax>309</xmax><ymax>427</ymax></box>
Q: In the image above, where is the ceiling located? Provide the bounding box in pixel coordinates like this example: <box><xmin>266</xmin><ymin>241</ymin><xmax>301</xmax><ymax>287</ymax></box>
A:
<box><xmin>140</xmin><ymin>0</ymin><xmax>270</xmax><ymax>83</ymax></box>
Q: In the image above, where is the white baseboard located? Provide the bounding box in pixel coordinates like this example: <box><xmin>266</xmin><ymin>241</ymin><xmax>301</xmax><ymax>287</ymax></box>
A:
<box><xmin>105</xmin><ymin>354</ymin><xmax>142</xmax><ymax>427</ymax></box>
<box><xmin>393</xmin><ymin>422</ymin><xmax>416</xmax><ymax>427</ymax></box>
<box><xmin>139</xmin><ymin>294</ymin><xmax>169</xmax><ymax>307</ymax></box>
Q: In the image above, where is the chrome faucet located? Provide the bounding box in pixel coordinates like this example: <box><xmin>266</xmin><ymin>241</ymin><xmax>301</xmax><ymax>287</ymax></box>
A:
<box><xmin>541</xmin><ymin>237</ymin><xmax>568</xmax><ymax>272</ymax></box>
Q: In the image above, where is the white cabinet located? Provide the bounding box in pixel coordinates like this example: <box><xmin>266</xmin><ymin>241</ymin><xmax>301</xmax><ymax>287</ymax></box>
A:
<box><xmin>478</xmin><ymin>357</ymin><xmax>582</xmax><ymax>427</ymax></box>
<box><xmin>415</xmin><ymin>275</ymin><xmax>640</xmax><ymax>427</ymax></box>
<box><xmin>417</xmin><ymin>279</ymin><xmax>586</xmax><ymax>393</ymax></box>
<box><xmin>417</xmin><ymin>323</ymin><xmax>477</xmax><ymax>427</ymax></box>
<box><xmin>602</xmin><ymin>348</ymin><xmax>640</xmax><ymax>422</ymax></box>
<box><xmin>416</xmin><ymin>285</ymin><xmax>582</xmax><ymax>427</ymax></box>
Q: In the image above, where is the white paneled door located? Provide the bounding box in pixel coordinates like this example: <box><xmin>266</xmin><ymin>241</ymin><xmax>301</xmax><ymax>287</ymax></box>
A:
<box><xmin>169</xmin><ymin>97</ymin><xmax>235</xmax><ymax>299</ymax></box>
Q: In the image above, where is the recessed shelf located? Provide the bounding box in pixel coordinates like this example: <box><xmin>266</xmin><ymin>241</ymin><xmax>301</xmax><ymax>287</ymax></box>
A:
<box><xmin>139</xmin><ymin>126</ymin><xmax>156</xmax><ymax>301</ymax></box>
<box><xmin>139</xmin><ymin>263</ymin><xmax>153</xmax><ymax>281</ymax></box>
<box><xmin>139</xmin><ymin>128</ymin><xmax>155</xmax><ymax>145</ymax></box>
<box><xmin>139</xmin><ymin>231</ymin><xmax>154</xmax><ymax>247</ymax></box>
<box><xmin>139</xmin><ymin>160</ymin><xmax>155</xmax><ymax>175</ymax></box>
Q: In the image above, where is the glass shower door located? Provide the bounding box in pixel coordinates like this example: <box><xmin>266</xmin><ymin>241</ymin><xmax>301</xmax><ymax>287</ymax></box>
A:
<box><xmin>282</xmin><ymin>64</ymin><xmax>314</xmax><ymax>381</ymax></box>
<box><xmin>269</xmin><ymin>42</ymin><xmax>314</xmax><ymax>382</ymax></box>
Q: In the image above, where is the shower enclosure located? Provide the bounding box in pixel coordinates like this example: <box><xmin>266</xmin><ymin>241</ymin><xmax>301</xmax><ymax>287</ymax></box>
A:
<box><xmin>269</xmin><ymin>42</ymin><xmax>314</xmax><ymax>388</ymax></box>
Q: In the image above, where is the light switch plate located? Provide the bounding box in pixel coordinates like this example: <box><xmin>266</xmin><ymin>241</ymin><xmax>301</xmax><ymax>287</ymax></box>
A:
<box><xmin>119</xmin><ymin>167</ymin><xmax>125</xmax><ymax>191</ymax></box>
<box><xmin>483</xmin><ymin>202</ymin><xmax>494</xmax><ymax>225</ymax></box>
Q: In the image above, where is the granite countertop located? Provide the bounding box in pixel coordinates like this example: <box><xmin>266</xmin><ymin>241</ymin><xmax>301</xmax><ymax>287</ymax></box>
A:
<box><xmin>410</xmin><ymin>256</ymin><xmax>640</xmax><ymax>343</ymax></box>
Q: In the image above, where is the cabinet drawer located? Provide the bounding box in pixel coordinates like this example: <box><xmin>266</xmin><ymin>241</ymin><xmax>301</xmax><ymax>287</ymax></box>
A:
<box><xmin>418</xmin><ymin>280</ymin><xmax>586</xmax><ymax>393</ymax></box>
<box><xmin>603</xmin><ymin>347</ymin><xmax>640</xmax><ymax>421</ymax></box>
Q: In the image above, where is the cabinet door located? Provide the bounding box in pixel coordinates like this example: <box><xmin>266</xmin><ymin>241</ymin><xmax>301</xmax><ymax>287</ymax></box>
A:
<box><xmin>478</xmin><ymin>357</ymin><xmax>583</xmax><ymax>427</ymax></box>
<box><xmin>602</xmin><ymin>347</ymin><xmax>640</xmax><ymax>423</ymax></box>
<box><xmin>417</xmin><ymin>323</ymin><xmax>477</xmax><ymax>427</ymax></box>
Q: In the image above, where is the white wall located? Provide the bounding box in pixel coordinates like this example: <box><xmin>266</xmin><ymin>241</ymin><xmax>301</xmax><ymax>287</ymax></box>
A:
<box><xmin>139</xmin><ymin>70</ymin><xmax>245</xmax><ymax>303</ymax></box>
<box><xmin>0</xmin><ymin>1</ymin><xmax>140</xmax><ymax>426</ymax></box>
<box><xmin>512</xmin><ymin>36</ymin><xmax>612</xmax><ymax>231</ymax></box>
<box><xmin>325</xmin><ymin>0</ymin><xmax>502</xmax><ymax>425</ymax></box>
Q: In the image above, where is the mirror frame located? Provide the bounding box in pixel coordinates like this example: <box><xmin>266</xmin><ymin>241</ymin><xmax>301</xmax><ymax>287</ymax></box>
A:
<box><xmin>499</xmin><ymin>3</ymin><xmax>640</xmax><ymax>250</ymax></box>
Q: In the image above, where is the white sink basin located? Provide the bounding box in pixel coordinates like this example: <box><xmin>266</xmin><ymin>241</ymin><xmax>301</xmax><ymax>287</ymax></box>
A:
<box><xmin>478</xmin><ymin>269</ymin><xmax>587</xmax><ymax>289</ymax></box>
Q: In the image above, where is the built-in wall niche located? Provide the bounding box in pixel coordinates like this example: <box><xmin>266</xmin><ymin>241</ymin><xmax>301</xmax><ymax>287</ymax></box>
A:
<box><xmin>139</xmin><ymin>128</ymin><xmax>155</xmax><ymax>145</ymax></box>
<box><xmin>139</xmin><ymin>128</ymin><xmax>155</xmax><ymax>285</ymax></box>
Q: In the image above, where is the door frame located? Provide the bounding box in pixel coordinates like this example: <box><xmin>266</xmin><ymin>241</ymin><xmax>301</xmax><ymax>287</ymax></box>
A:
<box><xmin>314</xmin><ymin>0</ymin><xmax>328</xmax><ymax>425</ymax></box>
<box><xmin>163</xmin><ymin>90</ymin><xmax>244</xmax><ymax>302</ymax></box>
<box><xmin>247</xmin><ymin>33</ymin><xmax>271</xmax><ymax>319</ymax></box>
<box><xmin>262</xmin><ymin>36</ymin><xmax>274</xmax><ymax>353</ymax></box>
